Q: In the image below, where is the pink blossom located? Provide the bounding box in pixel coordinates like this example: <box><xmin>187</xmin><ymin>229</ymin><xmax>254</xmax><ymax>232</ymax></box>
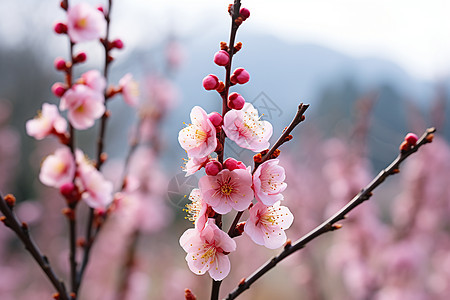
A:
<box><xmin>244</xmin><ymin>201</ymin><xmax>293</xmax><ymax>249</ymax></box>
<box><xmin>76</xmin><ymin>150</ymin><xmax>113</xmax><ymax>209</ymax></box>
<box><xmin>178</xmin><ymin>106</ymin><xmax>217</xmax><ymax>158</ymax></box>
<box><xmin>223</xmin><ymin>103</ymin><xmax>272</xmax><ymax>152</ymax></box>
<box><xmin>199</xmin><ymin>168</ymin><xmax>253</xmax><ymax>214</ymax></box>
<box><xmin>119</xmin><ymin>73</ymin><xmax>139</xmax><ymax>106</ymax></box>
<box><xmin>184</xmin><ymin>189</ymin><xmax>209</xmax><ymax>230</ymax></box>
<box><xmin>67</xmin><ymin>2</ymin><xmax>106</xmax><ymax>43</ymax></box>
<box><xmin>60</xmin><ymin>84</ymin><xmax>105</xmax><ymax>130</ymax></box>
<box><xmin>81</xmin><ymin>70</ymin><xmax>106</xmax><ymax>93</ymax></box>
<box><xmin>26</xmin><ymin>103</ymin><xmax>67</xmax><ymax>140</ymax></box>
<box><xmin>253</xmin><ymin>159</ymin><xmax>287</xmax><ymax>206</ymax></box>
<box><xmin>39</xmin><ymin>147</ymin><xmax>75</xmax><ymax>188</ymax></box>
<box><xmin>183</xmin><ymin>156</ymin><xmax>209</xmax><ymax>177</ymax></box>
<box><xmin>179</xmin><ymin>219</ymin><xmax>236</xmax><ymax>280</ymax></box>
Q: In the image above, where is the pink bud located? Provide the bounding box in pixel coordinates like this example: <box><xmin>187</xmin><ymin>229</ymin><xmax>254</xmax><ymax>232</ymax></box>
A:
<box><xmin>54</xmin><ymin>22</ymin><xmax>68</xmax><ymax>34</ymax></box>
<box><xmin>202</xmin><ymin>74</ymin><xmax>220</xmax><ymax>90</ymax></box>
<box><xmin>97</xmin><ymin>6</ymin><xmax>104</xmax><ymax>13</ymax></box>
<box><xmin>111</xmin><ymin>39</ymin><xmax>124</xmax><ymax>49</ymax></box>
<box><xmin>224</xmin><ymin>158</ymin><xmax>239</xmax><ymax>171</ymax></box>
<box><xmin>405</xmin><ymin>133</ymin><xmax>418</xmax><ymax>145</ymax></box>
<box><xmin>60</xmin><ymin>182</ymin><xmax>80</xmax><ymax>205</ymax></box>
<box><xmin>213</xmin><ymin>50</ymin><xmax>230</xmax><ymax>67</ymax></box>
<box><xmin>230</xmin><ymin>68</ymin><xmax>250</xmax><ymax>85</ymax></box>
<box><xmin>228</xmin><ymin>92</ymin><xmax>245</xmax><ymax>110</ymax></box>
<box><xmin>205</xmin><ymin>161</ymin><xmax>223</xmax><ymax>176</ymax></box>
<box><xmin>74</xmin><ymin>52</ymin><xmax>87</xmax><ymax>63</ymax></box>
<box><xmin>236</xmin><ymin>161</ymin><xmax>246</xmax><ymax>170</ymax></box>
<box><xmin>240</xmin><ymin>8</ymin><xmax>250</xmax><ymax>20</ymax></box>
<box><xmin>208</xmin><ymin>112</ymin><xmax>223</xmax><ymax>127</ymax></box>
<box><xmin>54</xmin><ymin>57</ymin><xmax>66</xmax><ymax>71</ymax></box>
<box><xmin>52</xmin><ymin>83</ymin><xmax>67</xmax><ymax>97</ymax></box>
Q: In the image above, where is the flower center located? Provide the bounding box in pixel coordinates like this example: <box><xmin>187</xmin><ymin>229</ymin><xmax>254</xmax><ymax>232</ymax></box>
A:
<box><xmin>194</xmin><ymin>128</ymin><xmax>207</xmax><ymax>142</ymax></box>
<box><xmin>220</xmin><ymin>184</ymin><xmax>233</xmax><ymax>195</ymax></box>
<box><xmin>76</xmin><ymin>18</ymin><xmax>88</xmax><ymax>29</ymax></box>
<box><xmin>184</xmin><ymin>201</ymin><xmax>201</xmax><ymax>223</ymax></box>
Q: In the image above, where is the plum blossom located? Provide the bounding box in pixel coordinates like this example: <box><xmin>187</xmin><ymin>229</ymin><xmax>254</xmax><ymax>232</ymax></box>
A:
<box><xmin>183</xmin><ymin>156</ymin><xmax>209</xmax><ymax>177</ymax></box>
<box><xmin>67</xmin><ymin>2</ymin><xmax>106</xmax><ymax>43</ymax></box>
<box><xmin>223</xmin><ymin>102</ymin><xmax>272</xmax><ymax>152</ymax></box>
<box><xmin>244</xmin><ymin>201</ymin><xmax>293</xmax><ymax>249</ymax></box>
<box><xmin>39</xmin><ymin>147</ymin><xmax>75</xmax><ymax>188</ymax></box>
<box><xmin>26</xmin><ymin>103</ymin><xmax>67</xmax><ymax>140</ymax></box>
<box><xmin>179</xmin><ymin>219</ymin><xmax>236</xmax><ymax>280</ymax></box>
<box><xmin>199</xmin><ymin>168</ymin><xmax>253</xmax><ymax>214</ymax></box>
<box><xmin>178</xmin><ymin>106</ymin><xmax>217</xmax><ymax>158</ymax></box>
<box><xmin>60</xmin><ymin>84</ymin><xmax>105</xmax><ymax>130</ymax></box>
<box><xmin>253</xmin><ymin>159</ymin><xmax>287</xmax><ymax>206</ymax></box>
<box><xmin>81</xmin><ymin>70</ymin><xmax>106</xmax><ymax>93</ymax></box>
<box><xmin>119</xmin><ymin>73</ymin><xmax>139</xmax><ymax>106</ymax></box>
<box><xmin>184</xmin><ymin>189</ymin><xmax>209</xmax><ymax>230</ymax></box>
<box><xmin>75</xmin><ymin>149</ymin><xmax>113</xmax><ymax>209</ymax></box>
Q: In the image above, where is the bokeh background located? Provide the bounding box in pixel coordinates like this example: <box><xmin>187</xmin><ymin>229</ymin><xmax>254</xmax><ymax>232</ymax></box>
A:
<box><xmin>0</xmin><ymin>0</ymin><xmax>450</xmax><ymax>299</ymax></box>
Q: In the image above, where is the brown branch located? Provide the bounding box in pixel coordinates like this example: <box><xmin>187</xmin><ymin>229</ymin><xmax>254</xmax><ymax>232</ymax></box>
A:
<box><xmin>0</xmin><ymin>195</ymin><xmax>69</xmax><ymax>300</ymax></box>
<box><xmin>225</xmin><ymin>127</ymin><xmax>436</xmax><ymax>300</ymax></box>
<box><xmin>211</xmin><ymin>1</ymin><xmax>242</xmax><ymax>299</ymax></box>
<box><xmin>77</xmin><ymin>0</ymin><xmax>114</xmax><ymax>293</ymax></box>
<box><xmin>227</xmin><ymin>103</ymin><xmax>309</xmax><ymax>238</ymax></box>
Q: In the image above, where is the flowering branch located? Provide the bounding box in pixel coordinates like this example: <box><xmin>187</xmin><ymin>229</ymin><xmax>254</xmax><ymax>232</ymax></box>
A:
<box><xmin>0</xmin><ymin>194</ymin><xmax>69</xmax><ymax>300</ymax></box>
<box><xmin>225</xmin><ymin>127</ymin><xmax>436</xmax><ymax>300</ymax></box>
<box><xmin>227</xmin><ymin>103</ymin><xmax>309</xmax><ymax>238</ymax></box>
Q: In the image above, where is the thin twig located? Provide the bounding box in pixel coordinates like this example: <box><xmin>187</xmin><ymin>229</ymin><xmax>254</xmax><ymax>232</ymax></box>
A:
<box><xmin>227</xmin><ymin>103</ymin><xmax>309</xmax><ymax>238</ymax></box>
<box><xmin>77</xmin><ymin>0</ymin><xmax>113</xmax><ymax>293</ymax></box>
<box><xmin>211</xmin><ymin>1</ymin><xmax>242</xmax><ymax>299</ymax></box>
<box><xmin>0</xmin><ymin>195</ymin><xmax>69</xmax><ymax>300</ymax></box>
<box><xmin>225</xmin><ymin>127</ymin><xmax>436</xmax><ymax>300</ymax></box>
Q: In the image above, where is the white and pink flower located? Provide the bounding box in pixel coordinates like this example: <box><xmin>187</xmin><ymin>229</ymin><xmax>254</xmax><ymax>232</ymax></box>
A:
<box><xmin>67</xmin><ymin>2</ymin><xmax>106</xmax><ymax>43</ymax></box>
<box><xmin>253</xmin><ymin>159</ymin><xmax>287</xmax><ymax>206</ymax></box>
<box><xmin>179</xmin><ymin>219</ymin><xmax>236</xmax><ymax>280</ymax></box>
<box><xmin>183</xmin><ymin>156</ymin><xmax>209</xmax><ymax>177</ymax></box>
<box><xmin>26</xmin><ymin>103</ymin><xmax>67</xmax><ymax>140</ymax></box>
<box><xmin>119</xmin><ymin>73</ymin><xmax>139</xmax><ymax>106</ymax></box>
<box><xmin>60</xmin><ymin>84</ymin><xmax>105</xmax><ymax>130</ymax></box>
<box><xmin>184</xmin><ymin>189</ymin><xmax>209</xmax><ymax>230</ymax></box>
<box><xmin>39</xmin><ymin>147</ymin><xmax>75</xmax><ymax>188</ymax></box>
<box><xmin>244</xmin><ymin>201</ymin><xmax>293</xmax><ymax>249</ymax></box>
<box><xmin>199</xmin><ymin>168</ymin><xmax>253</xmax><ymax>214</ymax></box>
<box><xmin>223</xmin><ymin>103</ymin><xmax>272</xmax><ymax>152</ymax></box>
<box><xmin>81</xmin><ymin>70</ymin><xmax>106</xmax><ymax>93</ymax></box>
<box><xmin>75</xmin><ymin>149</ymin><xmax>113</xmax><ymax>209</ymax></box>
<box><xmin>178</xmin><ymin>106</ymin><xmax>217</xmax><ymax>158</ymax></box>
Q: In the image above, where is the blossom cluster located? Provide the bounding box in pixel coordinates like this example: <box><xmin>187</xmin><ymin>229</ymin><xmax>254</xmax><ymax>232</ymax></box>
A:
<box><xmin>26</xmin><ymin>2</ymin><xmax>138</xmax><ymax>210</ymax></box>
<box><xmin>178</xmin><ymin>5</ymin><xmax>294</xmax><ymax>281</ymax></box>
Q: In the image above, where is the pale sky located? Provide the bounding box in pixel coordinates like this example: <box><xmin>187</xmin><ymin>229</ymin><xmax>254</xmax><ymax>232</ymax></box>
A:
<box><xmin>115</xmin><ymin>0</ymin><xmax>450</xmax><ymax>81</ymax></box>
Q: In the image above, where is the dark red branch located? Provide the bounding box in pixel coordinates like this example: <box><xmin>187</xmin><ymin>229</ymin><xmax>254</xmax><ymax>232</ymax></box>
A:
<box><xmin>0</xmin><ymin>195</ymin><xmax>69</xmax><ymax>300</ymax></box>
<box><xmin>225</xmin><ymin>127</ymin><xmax>436</xmax><ymax>300</ymax></box>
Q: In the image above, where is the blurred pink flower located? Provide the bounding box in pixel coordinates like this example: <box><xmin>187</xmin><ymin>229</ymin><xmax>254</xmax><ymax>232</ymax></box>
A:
<box><xmin>179</xmin><ymin>219</ymin><xmax>236</xmax><ymax>280</ymax></box>
<box><xmin>253</xmin><ymin>159</ymin><xmax>287</xmax><ymax>206</ymax></box>
<box><xmin>244</xmin><ymin>201</ymin><xmax>293</xmax><ymax>249</ymax></box>
<box><xmin>26</xmin><ymin>103</ymin><xmax>67</xmax><ymax>140</ymax></box>
<box><xmin>183</xmin><ymin>156</ymin><xmax>209</xmax><ymax>177</ymax></box>
<box><xmin>76</xmin><ymin>150</ymin><xmax>113</xmax><ymax>209</ymax></box>
<box><xmin>81</xmin><ymin>70</ymin><xmax>106</xmax><ymax>93</ymax></box>
<box><xmin>184</xmin><ymin>188</ymin><xmax>209</xmax><ymax>230</ymax></box>
<box><xmin>223</xmin><ymin>103</ymin><xmax>272</xmax><ymax>152</ymax></box>
<box><xmin>60</xmin><ymin>84</ymin><xmax>105</xmax><ymax>130</ymax></box>
<box><xmin>119</xmin><ymin>73</ymin><xmax>139</xmax><ymax>106</ymax></box>
<box><xmin>198</xmin><ymin>168</ymin><xmax>253</xmax><ymax>214</ymax></box>
<box><xmin>178</xmin><ymin>106</ymin><xmax>217</xmax><ymax>158</ymax></box>
<box><xmin>39</xmin><ymin>146</ymin><xmax>75</xmax><ymax>188</ymax></box>
<box><xmin>67</xmin><ymin>2</ymin><xmax>106</xmax><ymax>43</ymax></box>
